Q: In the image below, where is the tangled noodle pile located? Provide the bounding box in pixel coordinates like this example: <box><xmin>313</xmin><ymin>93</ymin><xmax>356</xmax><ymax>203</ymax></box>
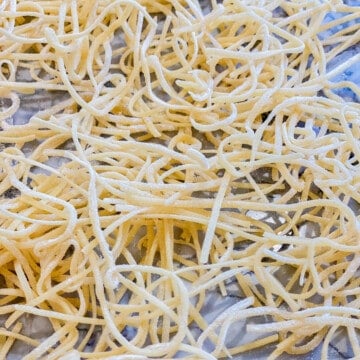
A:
<box><xmin>0</xmin><ymin>0</ymin><xmax>359</xmax><ymax>358</ymax></box>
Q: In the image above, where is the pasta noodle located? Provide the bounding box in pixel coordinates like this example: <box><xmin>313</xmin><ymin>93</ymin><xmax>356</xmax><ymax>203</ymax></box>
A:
<box><xmin>0</xmin><ymin>0</ymin><xmax>359</xmax><ymax>358</ymax></box>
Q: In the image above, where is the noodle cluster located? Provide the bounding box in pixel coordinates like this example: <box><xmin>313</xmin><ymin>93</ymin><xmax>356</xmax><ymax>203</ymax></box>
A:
<box><xmin>0</xmin><ymin>0</ymin><xmax>359</xmax><ymax>358</ymax></box>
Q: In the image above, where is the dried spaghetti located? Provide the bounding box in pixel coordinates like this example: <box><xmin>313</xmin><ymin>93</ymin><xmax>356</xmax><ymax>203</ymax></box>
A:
<box><xmin>0</xmin><ymin>0</ymin><xmax>359</xmax><ymax>359</ymax></box>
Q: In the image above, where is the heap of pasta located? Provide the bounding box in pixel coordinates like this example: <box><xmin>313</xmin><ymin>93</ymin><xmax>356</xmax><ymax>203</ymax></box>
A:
<box><xmin>0</xmin><ymin>0</ymin><xmax>359</xmax><ymax>358</ymax></box>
